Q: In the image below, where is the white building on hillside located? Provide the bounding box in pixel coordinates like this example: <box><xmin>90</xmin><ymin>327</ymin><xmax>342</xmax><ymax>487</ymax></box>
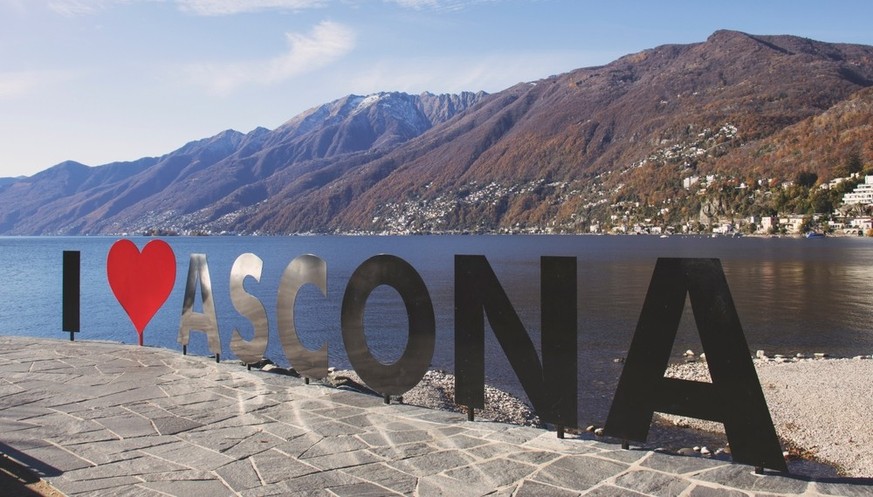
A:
<box><xmin>843</xmin><ymin>175</ymin><xmax>873</xmax><ymax>205</ymax></box>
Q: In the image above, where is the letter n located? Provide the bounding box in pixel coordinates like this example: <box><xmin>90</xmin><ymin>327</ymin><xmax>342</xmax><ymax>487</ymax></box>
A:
<box><xmin>604</xmin><ymin>258</ymin><xmax>786</xmax><ymax>472</ymax></box>
<box><xmin>455</xmin><ymin>255</ymin><xmax>577</xmax><ymax>428</ymax></box>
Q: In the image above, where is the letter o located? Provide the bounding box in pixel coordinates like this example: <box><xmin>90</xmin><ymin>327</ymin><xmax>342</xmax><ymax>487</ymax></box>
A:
<box><xmin>341</xmin><ymin>255</ymin><xmax>435</xmax><ymax>396</ymax></box>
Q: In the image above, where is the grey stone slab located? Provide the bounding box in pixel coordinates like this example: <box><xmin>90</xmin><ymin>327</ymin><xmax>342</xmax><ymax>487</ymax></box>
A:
<box><xmin>251</xmin><ymin>449</ymin><xmax>321</xmax><ymax>484</ymax></box>
<box><xmin>359</xmin><ymin>428</ymin><xmax>432</xmax><ymax>448</ymax></box>
<box><xmin>81</xmin><ymin>385</ymin><xmax>168</xmax><ymax>409</ymax></box>
<box><xmin>0</xmin><ymin>417</ymin><xmax>40</xmax><ymax>434</ymax></box>
<box><xmin>303</xmin><ymin>449</ymin><xmax>384</xmax><ymax>471</ymax></box>
<box><xmin>178</xmin><ymin>425</ymin><xmax>262</xmax><ymax>452</ymax></box>
<box><xmin>136</xmin><ymin>469</ymin><xmax>216</xmax><ymax>482</ymax></box>
<box><xmin>307</xmin><ymin>418</ymin><xmax>367</xmax><ymax>437</ymax></box>
<box><xmin>514</xmin><ymin>480</ymin><xmax>581</xmax><ymax>497</ymax></box>
<box><xmin>614</xmin><ymin>469</ymin><xmax>692</xmax><ymax>497</ymax></box>
<box><xmin>76</xmin><ymin>484</ymin><xmax>169</xmax><ymax>497</ymax></box>
<box><xmin>215</xmin><ymin>459</ymin><xmax>263</xmax><ymax>492</ymax></box>
<box><xmin>330</xmin><ymin>390</ymin><xmax>389</xmax><ymax>408</ymax></box>
<box><xmin>532</xmin><ymin>455</ymin><xmax>629</xmax><ymax>491</ymax></box>
<box><xmin>142</xmin><ymin>479</ymin><xmax>234</xmax><ymax>497</ymax></box>
<box><xmin>595</xmin><ymin>448</ymin><xmax>650</xmax><ymax>464</ymax></box>
<box><xmin>695</xmin><ymin>464</ymin><xmax>810</xmax><ymax>494</ymax></box>
<box><xmin>239</xmin><ymin>481</ymin><xmax>320</xmax><ymax>497</ymax></box>
<box><xmin>275</xmin><ymin>431</ymin><xmax>324</xmax><ymax>458</ymax></box>
<box><xmin>281</xmin><ymin>468</ymin><xmax>364</xmax><ymax>494</ymax></box>
<box><xmin>310</xmin><ymin>405</ymin><xmax>367</xmax><ymax>420</ymax></box>
<box><xmin>467</xmin><ymin>442</ymin><xmax>519</xmax><ymax>460</ymax></box>
<box><xmin>329</xmin><ymin>481</ymin><xmax>405</xmax><ymax>496</ymax></box>
<box><xmin>257</xmin><ymin>421</ymin><xmax>308</xmax><ymax>441</ymax></box>
<box><xmin>487</xmin><ymin>426</ymin><xmax>547</xmax><ymax>445</ymax></box>
<box><xmin>445</xmin><ymin>458</ymin><xmax>538</xmax><ymax>488</ymax></box>
<box><xmin>814</xmin><ymin>481</ymin><xmax>873</xmax><ymax>496</ymax></box>
<box><xmin>416</xmin><ymin>473</ymin><xmax>494</xmax><ymax>497</ymax></box>
<box><xmin>61</xmin><ymin>455</ymin><xmax>188</xmax><ymax>481</ymax></box>
<box><xmin>582</xmin><ymin>484</ymin><xmax>650</xmax><ymax>496</ymax></box>
<box><xmin>141</xmin><ymin>440</ymin><xmax>235</xmax><ymax>471</ymax></box>
<box><xmin>152</xmin><ymin>415</ymin><xmax>204</xmax><ymax>435</ymax></box>
<box><xmin>523</xmin><ymin>434</ymin><xmax>598</xmax><ymax>454</ymax></box>
<box><xmin>434</xmin><ymin>433</ymin><xmax>490</xmax><ymax>450</ymax></box>
<box><xmin>222</xmin><ymin>431</ymin><xmax>287</xmax><ymax>459</ymax></box>
<box><xmin>56</xmin><ymin>475</ymin><xmax>143</xmax><ymax>495</ymax></box>
<box><xmin>506</xmin><ymin>450</ymin><xmax>562</xmax><ymax>466</ymax></box>
<box><xmin>687</xmin><ymin>484</ymin><xmax>751</xmax><ymax>497</ymax></box>
<box><xmin>389</xmin><ymin>450</ymin><xmax>475</xmax><ymax>477</ymax></box>
<box><xmin>344</xmin><ymin>462</ymin><xmax>419</xmax><ymax>495</ymax></box>
<box><xmin>63</xmin><ymin>436</ymin><xmax>179</xmax><ymax>465</ymax></box>
<box><xmin>96</xmin><ymin>413</ymin><xmax>159</xmax><ymax>438</ymax></box>
<box><xmin>19</xmin><ymin>442</ymin><xmax>94</xmax><ymax>473</ymax></box>
<box><xmin>369</xmin><ymin>441</ymin><xmax>437</xmax><ymax>460</ymax></box>
<box><xmin>301</xmin><ymin>435</ymin><xmax>369</xmax><ymax>458</ymax></box>
<box><xmin>642</xmin><ymin>450</ymin><xmax>732</xmax><ymax>474</ymax></box>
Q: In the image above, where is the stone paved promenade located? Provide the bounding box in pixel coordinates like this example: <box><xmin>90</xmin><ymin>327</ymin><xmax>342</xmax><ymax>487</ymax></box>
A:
<box><xmin>0</xmin><ymin>337</ymin><xmax>870</xmax><ymax>497</ymax></box>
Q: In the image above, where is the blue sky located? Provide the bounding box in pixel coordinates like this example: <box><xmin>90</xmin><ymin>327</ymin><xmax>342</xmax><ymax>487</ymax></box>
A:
<box><xmin>2</xmin><ymin>0</ymin><xmax>873</xmax><ymax>178</ymax></box>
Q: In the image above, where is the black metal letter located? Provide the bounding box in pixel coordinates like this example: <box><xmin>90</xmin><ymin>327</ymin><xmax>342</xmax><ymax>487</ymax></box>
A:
<box><xmin>455</xmin><ymin>255</ymin><xmax>577</xmax><ymax>428</ymax></box>
<box><xmin>604</xmin><ymin>258</ymin><xmax>786</xmax><ymax>472</ymax></box>
<box><xmin>63</xmin><ymin>250</ymin><xmax>80</xmax><ymax>340</ymax></box>
<box><xmin>341</xmin><ymin>255</ymin><xmax>435</xmax><ymax>396</ymax></box>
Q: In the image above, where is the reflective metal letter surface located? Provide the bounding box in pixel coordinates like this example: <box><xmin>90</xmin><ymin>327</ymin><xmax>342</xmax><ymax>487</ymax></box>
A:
<box><xmin>277</xmin><ymin>254</ymin><xmax>328</xmax><ymax>380</ymax></box>
<box><xmin>178</xmin><ymin>253</ymin><xmax>222</xmax><ymax>355</ymax></box>
<box><xmin>341</xmin><ymin>255</ymin><xmax>435</xmax><ymax>396</ymax></box>
<box><xmin>229</xmin><ymin>253</ymin><xmax>269</xmax><ymax>365</ymax></box>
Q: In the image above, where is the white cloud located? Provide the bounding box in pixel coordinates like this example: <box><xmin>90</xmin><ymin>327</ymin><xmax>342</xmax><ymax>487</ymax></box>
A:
<box><xmin>46</xmin><ymin>0</ymin><xmax>325</xmax><ymax>16</ymax></box>
<box><xmin>386</xmin><ymin>0</ymin><xmax>440</xmax><ymax>8</ymax></box>
<box><xmin>175</xmin><ymin>0</ymin><xmax>326</xmax><ymax>16</ymax></box>
<box><xmin>353</xmin><ymin>52</ymin><xmax>564</xmax><ymax>93</ymax></box>
<box><xmin>347</xmin><ymin>50</ymin><xmax>607</xmax><ymax>95</ymax></box>
<box><xmin>384</xmin><ymin>0</ymin><xmax>499</xmax><ymax>11</ymax></box>
<box><xmin>47</xmin><ymin>0</ymin><xmax>138</xmax><ymax>16</ymax></box>
<box><xmin>185</xmin><ymin>20</ymin><xmax>355</xmax><ymax>95</ymax></box>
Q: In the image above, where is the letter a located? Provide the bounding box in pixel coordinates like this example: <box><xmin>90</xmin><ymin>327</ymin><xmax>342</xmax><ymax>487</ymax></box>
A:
<box><xmin>604</xmin><ymin>258</ymin><xmax>786</xmax><ymax>472</ymax></box>
<box><xmin>178</xmin><ymin>253</ymin><xmax>222</xmax><ymax>356</ymax></box>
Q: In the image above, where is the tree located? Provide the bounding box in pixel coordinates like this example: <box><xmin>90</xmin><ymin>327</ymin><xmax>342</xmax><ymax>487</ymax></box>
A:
<box><xmin>796</xmin><ymin>171</ymin><xmax>818</xmax><ymax>188</ymax></box>
<box><xmin>799</xmin><ymin>215</ymin><xmax>815</xmax><ymax>234</ymax></box>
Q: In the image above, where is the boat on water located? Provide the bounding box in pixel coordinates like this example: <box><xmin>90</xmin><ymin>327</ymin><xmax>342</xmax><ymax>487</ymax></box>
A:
<box><xmin>805</xmin><ymin>232</ymin><xmax>826</xmax><ymax>239</ymax></box>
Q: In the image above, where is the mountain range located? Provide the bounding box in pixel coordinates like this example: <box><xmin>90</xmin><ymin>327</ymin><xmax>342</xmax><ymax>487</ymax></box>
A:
<box><xmin>2</xmin><ymin>30</ymin><xmax>873</xmax><ymax>235</ymax></box>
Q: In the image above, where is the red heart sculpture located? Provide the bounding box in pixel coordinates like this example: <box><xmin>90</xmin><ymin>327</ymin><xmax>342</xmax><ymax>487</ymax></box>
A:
<box><xmin>107</xmin><ymin>239</ymin><xmax>176</xmax><ymax>345</ymax></box>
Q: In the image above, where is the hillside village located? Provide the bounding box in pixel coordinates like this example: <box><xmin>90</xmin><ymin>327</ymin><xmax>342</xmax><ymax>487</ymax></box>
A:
<box><xmin>587</xmin><ymin>172</ymin><xmax>873</xmax><ymax>237</ymax></box>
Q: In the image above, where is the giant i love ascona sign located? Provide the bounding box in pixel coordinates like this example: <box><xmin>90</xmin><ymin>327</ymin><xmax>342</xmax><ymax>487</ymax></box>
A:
<box><xmin>61</xmin><ymin>239</ymin><xmax>787</xmax><ymax>472</ymax></box>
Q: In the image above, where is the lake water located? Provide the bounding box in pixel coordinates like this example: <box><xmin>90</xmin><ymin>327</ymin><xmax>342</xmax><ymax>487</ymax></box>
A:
<box><xmin>2</xmin><ymin>234</ymin><xmax>872</xmax><ymax>425</ymax></box>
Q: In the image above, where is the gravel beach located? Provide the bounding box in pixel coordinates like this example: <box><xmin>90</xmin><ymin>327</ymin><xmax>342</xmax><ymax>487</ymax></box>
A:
<box><xmin>662</xmin><ymin>355</ymin><xmax>873</xmax><ymax>478</ymax></box>
<box><xmin>326</xmin><ymin>357</ymin><xmax>872</xmax><ymax>478</ymax></box>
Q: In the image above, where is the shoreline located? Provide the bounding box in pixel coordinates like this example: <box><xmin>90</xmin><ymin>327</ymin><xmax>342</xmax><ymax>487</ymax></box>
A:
<box><xmin>4</xmin><ymin>336</ymin><xmax>867</xmax><ymax>478</ymax></box>
<box><xmin>662</xmin><ymin>354</ymin><xmax>873</xmax><ymax>478</ymax></box>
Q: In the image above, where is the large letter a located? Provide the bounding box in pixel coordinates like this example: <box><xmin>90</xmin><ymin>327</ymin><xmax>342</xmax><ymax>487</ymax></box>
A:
<box><xmin>604</xmin><ymin>258</ymin><xmax>786</xmax><ymax>472</ymax></box>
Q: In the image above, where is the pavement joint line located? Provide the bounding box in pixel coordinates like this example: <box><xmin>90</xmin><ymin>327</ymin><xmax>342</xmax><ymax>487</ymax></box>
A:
<box><xmin>0</xmin><ymin>337</ymin><xmax>869</xmax><ymax>496</ymax></box>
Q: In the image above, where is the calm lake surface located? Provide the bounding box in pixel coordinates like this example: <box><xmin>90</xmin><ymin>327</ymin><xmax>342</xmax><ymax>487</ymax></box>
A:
<box><xmin>2</xmin><ymin>234</ymin><xmax>872</xmax><ymax>424</ymax></box>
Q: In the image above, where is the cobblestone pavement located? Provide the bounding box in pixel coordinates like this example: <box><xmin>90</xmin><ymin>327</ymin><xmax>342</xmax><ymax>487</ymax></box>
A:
<box><xmin>0</xmin><ymin>337</ymin><xmax>870</xmax><ymax>496</ymax></box>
